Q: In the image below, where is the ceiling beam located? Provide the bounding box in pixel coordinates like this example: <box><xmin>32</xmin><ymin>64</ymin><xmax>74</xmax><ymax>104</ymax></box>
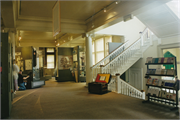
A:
<box><xmin>1</xmin><ymin>1</ymin><xmax>16</xmax><ymax>28</ymax></box>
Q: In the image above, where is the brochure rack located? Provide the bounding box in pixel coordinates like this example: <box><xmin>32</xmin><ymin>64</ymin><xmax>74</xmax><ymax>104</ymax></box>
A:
<box><xmin>143</xmin><ymin>57</ymin><xmax>179</xmax><ymax>110</ymax></box>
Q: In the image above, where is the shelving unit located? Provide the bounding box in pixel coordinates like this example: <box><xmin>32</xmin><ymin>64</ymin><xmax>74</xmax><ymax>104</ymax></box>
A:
<box><xmin>143</xmin><ymin>57</ymin><xmax>179</xmax><ymax>110</ymax></box>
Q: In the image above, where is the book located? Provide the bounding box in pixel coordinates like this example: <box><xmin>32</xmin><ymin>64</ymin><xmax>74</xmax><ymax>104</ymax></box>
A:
<box><xmin>164</xmin><ymin>80</ymin><xmax>175</xmax><ymax>87</ymax></box>
<box><xmin>154</xmin><ymin>58</ymin><xmax>159</xmax><ymax>63</ymax></box>
<box><xmin>166</xmin><ymin>93</ymin><xmax>170</xmax><ymax>99</ymax></box>
<box><xmin>171</xmin><ymin>94</ymin><xmax>176</xmax><ymax>101</ymax></box>
<box><xmin>146</xmin><ymin>69</ymin><xmax>151</xmax><ymax>74</ymax></box>
<box><xmin>151</xmin><ymin>69</ymin><xmax>156</xmax><ymax>74</ymax></box>
<box><xmin>99</xmin><ymin>76</ymin><xmax>106</xmax><ymax>81</ymax></box>
<box><xmin>167</xmin><ymin>57</ymin><xmax>171</xmax><ymax>63</ymax></box>
<box><xmin>152</xmin><ymin>58</ymin><xmax>156</xmax><ymax>63</ymax></box>
<box><xmin>164</xmin><ymin>58</ymin><xmax>168</xmax><ymax>63</ymax></box>
<box><xmin>155</xmin><ymin>68</ymin><xmax>161</xmax><ymax>74</ymax></box>
<box><xmin>166</xmin><ymin>69</ymin><xmax>174</xmax><ymax>75</ymax></box>
<box><xmin>152</xmin><ymin>78</ymin><xmax>158</xmax><ymax>86</ymax></box>
<box><xmin>147</xmin><ymin>88</ymin><xmax>152</xmax><ymax>95</ymax></box>
<box><xmin>146</xmin><ymin>57</ymin><xmax>153</xmax><ymax>63</ymax></box>
<box><xmin>161</xmin><ymin>80</ymin><xmax>165</xmax><ymax>86</ymax></box>
<box><xmin>158</xmin><ymin>58</ymin><xmax>162</xmax><ymax>63</ymax></box>
<box><xmin>161</xmin><ymin>91</ymin><xmax>167</xmax><ymax>98</ymax></box>
<box><xmin>170</xmin><ymin>57</ymin><xmax>175</xmax><ymax>63</ymax></box>
<box><xmin>157</xmin><ymin>79</ymin><xmax>162</xmax><ymax>86</ymax></box>
<box><xmin>147</xmin><ymin>78</ymin><xmax>153</xmax><ymax>85</ymax></box>
<box><xmin>152</xmin><ymin>89</ymin><xmax>159</xmax><ymax>96</ymax></box>
<box><xmin>161</xmin><ymin>58</ymin><xmax>165</xmax><ymax>63</ymax></box>
<box><xmin>161</xmin><ymin>69</ymin><xmax>167</xmax><ymax>75</ymax></box>
<box><xmin>159</xmin><ymin>90</ymin><xmax>162</xmax><ymax>97</ymax></box>
<box><xmin>169</xmin><ymin>93</ymin><xmax>173</xmax><ymax>99</ymax></box>
<box><xmin>151</xmin><ymin>89</ymin><xmax>156</xmax><ymax>96</ymax></box>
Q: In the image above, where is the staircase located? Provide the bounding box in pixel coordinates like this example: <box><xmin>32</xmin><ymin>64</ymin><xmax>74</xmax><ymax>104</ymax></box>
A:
<box><xmin>91</xmin><ymin>28</ymin><xmax>153</xmax><ymax>99</ymax></box>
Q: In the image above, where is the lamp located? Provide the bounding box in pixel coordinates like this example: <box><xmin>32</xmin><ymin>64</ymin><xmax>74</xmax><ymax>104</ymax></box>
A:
<box><xmin>104</xmin><ymin>8</ymin><xmax>106</xmax><ymax>12</ymax></box>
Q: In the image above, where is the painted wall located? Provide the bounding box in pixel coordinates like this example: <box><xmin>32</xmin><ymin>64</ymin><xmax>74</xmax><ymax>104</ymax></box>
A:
<box><xmin>96</xmin><ymin>17</ymin><xmax>146</xmax><ymax>46</ymax></box>
<box><xmin>130</xmin><ymin>40</ymin><xmax>160</xmax><ymax>99</ymax></box>
<box><xmin>161</xmin><ymin>35</ymin><xmax>180</xmax><ymax>45</ymax></box>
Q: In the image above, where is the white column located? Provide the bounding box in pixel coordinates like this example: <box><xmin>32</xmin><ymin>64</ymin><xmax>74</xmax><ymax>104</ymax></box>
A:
<box><xmin>85</xmin><ymin>34</ymin><xmax>93</xmax><ymax>86</ymax></box>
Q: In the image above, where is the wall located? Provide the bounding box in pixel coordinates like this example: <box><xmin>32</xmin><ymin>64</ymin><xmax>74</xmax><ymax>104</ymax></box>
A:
<box><xmin>96</xmin><ymin>17</ymin><xmax>146</xmax><ymax>46</ymax></box>
<box><xmin>15</xmin><ymin>47</ymin><xmax>32</xmax><ymax>74</ymax></box>
<box><xmin>112</xmin><ymin>36</ymin><xmax>124</xmax><ymax>43</ymax></box>
<box><xmin>57</xmin><ymin>47</ymin><xmax>75</xmax><ymax>82</ymax></box>
<box><xmin>130</xmin><ymin>40</ymin><xmax>160</xmax><ymax>96</ymax></box>
<box><xmin>161</xmin><ymin>35</ymin><xmax>180</xmax><ymax>45</ymax></box>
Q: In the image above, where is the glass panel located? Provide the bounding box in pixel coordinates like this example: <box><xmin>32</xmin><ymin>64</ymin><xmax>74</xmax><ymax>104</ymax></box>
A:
<box><xmin>47</xmin><ymin>48</ymin><xmax>54</xmax><ymax>52</ymax></box>
<box><xmin>95</xmin><ymin>38</ymin><xmax>104</xmax><ymax>52</ymax></box>
<box><xmin>96</xmin><ymin>52</ymin><xmax>104</xmax><ymax>63</ymax></box>
<box><xmin>47</xmin><ymin>55</ymin><xmax>54</xmax><ymax>68</ymax></box>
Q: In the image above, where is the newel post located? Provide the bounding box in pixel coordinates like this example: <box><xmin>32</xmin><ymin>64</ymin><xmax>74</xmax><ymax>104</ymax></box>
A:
<box><xmin>116</xmin><ymin>73</ymin><xmax>120</xmax><ymax>93</ymax></box>
<box><xmin>141</xmin><ymin>90</ymin><xmax>145</xmax><ymax>100</ymax></box>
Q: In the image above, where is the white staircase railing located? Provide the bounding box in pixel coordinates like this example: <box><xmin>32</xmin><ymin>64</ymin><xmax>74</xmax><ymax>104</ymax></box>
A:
<box><xmin>108</xmin><ymin>75</ymin><xmax>145</xmax><ymax>99</ymax></box>
<box><xmin>91</xmin><ymin>41</ymin><xmax>129</xmax><ymax>80</ymax></box>
<box><xmin>102</xmin><ymin>38</ymin><xmax>142</xmax><ymax>75</ymax></box>
<box><xmin>91</xmin><ymin>28</ymin><xmax>153</xmax><ymax>99</ymax></box>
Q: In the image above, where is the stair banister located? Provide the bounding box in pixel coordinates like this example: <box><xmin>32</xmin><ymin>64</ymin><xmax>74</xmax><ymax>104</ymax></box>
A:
<box><xmin>91</xmin><ymin>41</ymin><xmax>129</xmax><ymax>68</ymax></box>
<box><xmin>104</xmin><ymin>38</ymin><xmax>141</xmax><ymax>67</ymax></box>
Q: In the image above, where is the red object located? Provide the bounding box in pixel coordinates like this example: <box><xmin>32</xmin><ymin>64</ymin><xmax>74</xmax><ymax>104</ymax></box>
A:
<box><xmin>95</xmin><ymin>74</ymin><xmax>107</xmax><ymax>83</ymax></box>
<box><xmin>0</xmin><ymin>67</ymin><xmax>2</xmax><ymax>72</ymax></box>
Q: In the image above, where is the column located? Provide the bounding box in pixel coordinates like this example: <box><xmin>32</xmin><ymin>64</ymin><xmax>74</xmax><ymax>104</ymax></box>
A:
<box><xmin>85</xmin><ymin>34</ymin><xmax>93</xmax><ymax>86</ymax></box>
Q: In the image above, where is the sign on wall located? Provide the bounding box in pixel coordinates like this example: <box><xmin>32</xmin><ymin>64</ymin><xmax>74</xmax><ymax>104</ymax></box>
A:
<box><xmin>25</xmin><ymin>59</ymin><xmax>32</xmax><ymax>70</ymax></box>
<box><xmin>58</xmin><ymin>55</ymin><xmax>73</xmax><ymax>70</ymax></box>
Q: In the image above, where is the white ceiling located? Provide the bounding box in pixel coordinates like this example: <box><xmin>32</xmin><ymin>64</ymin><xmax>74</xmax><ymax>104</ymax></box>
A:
<box><xmin>136</xmin><ymin>1</ymin><xmax>180</xmax><ymax>38</ymax></box>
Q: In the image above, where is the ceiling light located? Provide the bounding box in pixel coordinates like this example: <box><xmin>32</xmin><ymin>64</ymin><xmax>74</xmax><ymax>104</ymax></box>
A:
<box><xmin>55</xmin><ymin>40</ymin><xmax>57</xmax><ymax>43</ymax></box>
<box><xmin>115</xmin><ymin>1</ymin><xmax>118</xmax><ymax>4</ymax></box>
<box><xmin>19</xmin><ymin>36</ymin><xmax>22</xmax><ymax>41</ymax></box>
<box><xmin>104</xmin><ymin>8</ymin><xmax>106</xmax><ymax>12</ymax></box>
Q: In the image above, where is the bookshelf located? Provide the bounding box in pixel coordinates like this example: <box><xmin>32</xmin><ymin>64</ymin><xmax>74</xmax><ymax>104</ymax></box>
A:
<box><xmin>143</xmin><ymin>57</ymin><xmax>179</xmax><ymax>110</ymax></box>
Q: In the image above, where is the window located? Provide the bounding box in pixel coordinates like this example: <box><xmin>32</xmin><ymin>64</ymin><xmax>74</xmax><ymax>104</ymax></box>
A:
<box><xmin>45</xmin><ymin>48</ymin><xmax>56</xmax><ymax>69</ymax></box>
<box><xmin>92</xmin><ymin>36</ymin><xmax>112</xmax><ymax>65</ymax></box>
<box><xmin>47</xmin><ymin>55</ymin><xmax>54</xmax><ymax>69</ymax></box>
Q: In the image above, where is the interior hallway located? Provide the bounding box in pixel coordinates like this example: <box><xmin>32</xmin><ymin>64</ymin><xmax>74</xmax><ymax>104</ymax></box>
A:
<box><xmin>10</xmin><ymin>78</ymin><xmax>179</xmax><ymax>119</ymax></box>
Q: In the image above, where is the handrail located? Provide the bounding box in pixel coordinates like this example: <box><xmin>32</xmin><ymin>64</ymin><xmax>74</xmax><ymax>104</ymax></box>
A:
<box><xmin>104</xmin><ymin>38</ymin><xmax>141</xmax><ymax>67</ymax></box>
<box><xmin>91</xmin><ymin>40</ymin><xmax>129</xmax><ymax>69</ymax></box>
<box><xmin>103</xmin><ymin>27</ymin><xmax>149</xmax><ymax>67</ymax></box>
<box><xmin>119</xmin><ymin>78</ymin><xmax>142</xmax><ymax>94</ymax></box>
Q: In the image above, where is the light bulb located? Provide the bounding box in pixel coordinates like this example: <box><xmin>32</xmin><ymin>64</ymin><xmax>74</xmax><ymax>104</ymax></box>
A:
<box><xmin>116</xmin><ymin>1</ymin><xmax>118</xmax><ymax>4</ymax></box>
<box><xmin>104</xmin><ymin>8</ymin><xmax>106</xmax><ymax>12</ymax></box>
<box><xmin>19</xmin><ymin>36</ymin><xmax>21</xmax><ymax>40</ymax></box>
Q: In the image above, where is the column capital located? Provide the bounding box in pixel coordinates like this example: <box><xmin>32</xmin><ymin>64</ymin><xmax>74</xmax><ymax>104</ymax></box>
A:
<box><xmin>82</xmin><ymin>32</ymin><xmax>95</xmax><ymax>38</ymax></box>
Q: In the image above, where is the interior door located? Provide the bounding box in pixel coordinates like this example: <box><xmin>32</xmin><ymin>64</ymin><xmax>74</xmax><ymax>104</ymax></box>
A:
<box><xmin>129</xmin><ymin>68</ymin><xmax>143</xmax><ymax>90</ymax></box>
